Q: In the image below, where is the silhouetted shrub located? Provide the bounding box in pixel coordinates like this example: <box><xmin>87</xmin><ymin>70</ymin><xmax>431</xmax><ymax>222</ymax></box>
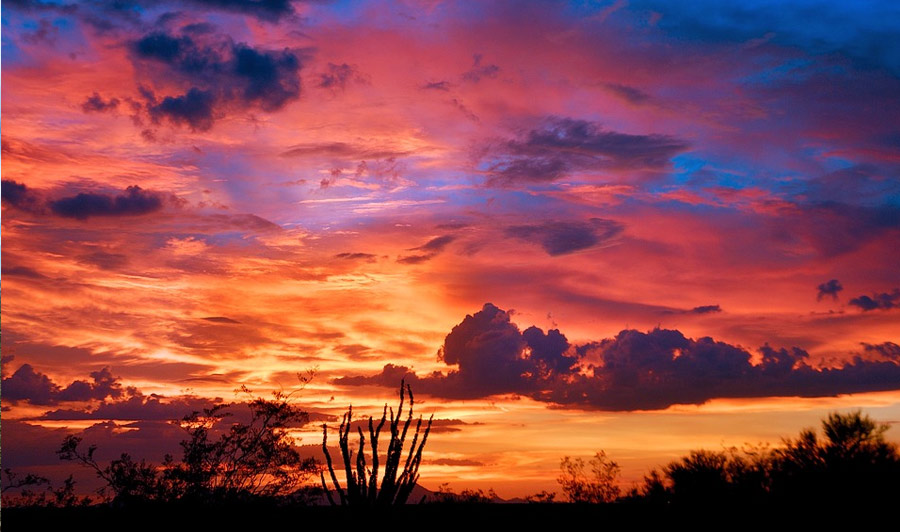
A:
<box><xmin>769</xmin><ymin>410</ymin><xmax>900</xmax><ymax>505</ymax></box>
<box><xmin>320</xmin><ymin>380</ymin><xmax>433</xmax><ymax>506</ymax></box>
<box><xmin>57</xmin><ymin>386</ymin><xmax>320</xmax><ymax>506</ymax></box>
<box><xmin>632</xmin><ymin>410</ymin><xmax>899</xmax><ymax>507</ymax></box>
<box><xmin>558</xmin><ymin>451</ymin><xmax>620</xmax><ymax>503</ymax></box>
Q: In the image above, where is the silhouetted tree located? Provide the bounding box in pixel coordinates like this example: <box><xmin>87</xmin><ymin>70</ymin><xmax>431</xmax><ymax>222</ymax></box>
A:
<box><xmin>320</xmin><ymin>380</ymin><xmax>433</xmax><ymax>506</ymax></box>
<box><xmin>770</xmin><ymin>410</ymin><xmax>900</xmax><ymax>505</ymax></box>
<box><xmin>558</xmin><ymin>450</ymin><xmax>621</xmax><ymax>503</ymax></box>
<box><xmin>57</xmin><ymin>386</ymin><xmax>320</xmax><ymax>505</ymax></box>
<box><xmin>632</xmin><ymin>410</ymin><xmax>900</xmax><ymax>507</ymax></box>
<box><xmin>2</xmin><ymin>468</ymin><xmax>86</xmax><ymax>508</ymax></box>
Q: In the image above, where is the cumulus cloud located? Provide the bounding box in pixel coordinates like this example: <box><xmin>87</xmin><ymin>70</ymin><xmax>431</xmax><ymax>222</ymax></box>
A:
<box><xmin>1</xmin><ymin>364</ymin><xmax>130</xmax><ymax>405</ymax></box>
<box><xmin>862</xmin><ymin>342</ymin><xmax>900</xmax><ymax>361</ymax></box>
<box><xmin>483</xmin><ymin>117</ymin><xmax>688</xmax><ymax>184</ymax></box>
<box><xmin>817</xmin><ymin>279</ymin><xmax>843</xmax><ymax>301</ymax></box>
<box><xmin>849</xmin><ymin>289</ymin><xmax>900</xmax><ymax>311</ymax></box>
<box><xmin>336</xmin><ymin>303</ymin><xmax>900</xmax><ymax>411</ymax></box>
<box><xmin>81</xmin><ymin>92</ymin><xmax>120</xmax><ymax>113</ymax></box>
<box><xmin>2</xmin><ymin>179</ymin><xmax>45</xmax><ymax>213</ymax></box>
<box><xmin>132</xmin><ymin>30</ymin><xmax>302</xmax><ymax>130</ymax></box>
<box><xmin>505</xmin><ymin>218</ymin><xmax>623</xmax><ymax>256</ymax></box>
<box><xmin>49</xmin><ymin>185</ymin><xmax>164</xmax><ymax>219</ymax></box>
<box><xmin>4</xmin><ymin>181</ymin><xmax>169</xmax><ymax>220</ymax></box>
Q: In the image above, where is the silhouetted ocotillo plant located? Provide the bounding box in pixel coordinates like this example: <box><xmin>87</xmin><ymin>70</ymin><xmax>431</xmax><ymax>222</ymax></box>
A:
<box><xmin>320</xmin><ymin>380</ymin><xmax>433</xmax><ymax>506</ymax></box>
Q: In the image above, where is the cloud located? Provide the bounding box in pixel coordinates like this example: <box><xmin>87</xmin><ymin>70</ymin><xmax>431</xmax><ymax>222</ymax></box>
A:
<box><xmin>148</xmin><ymin>88</ymin><xmax>216</xmax><ymax>131</ymax></box>
<box><xmin>863</xmin><ymin>342</ymin><xmax>900</xmax><ymax>361</ymax></box>
<box><xmin>817</xmin><ymin>279</ymin><xmax>843</xmax><ymax>301</ymax></box>
<box><xmin>185</xmin><ymin>0</ymin><xmax>297</xmax><ymax>22</ymax></box>
<box><xmin>691</xmin><ymin>305</ymin><xmax>722</xmax><ymax>314</ymax></box>
<box><xmin>280</xmin><ymin>142</ymin><xmax>408</xmax><ymax>160</ymax></box>
<box><xmin>1</xmin><ymin>364</ymin><xmax>130</xmax><ymax>406</ymax></box>
<box><xmin>81</xmin><ymin>92</ymin><xmax>119</xmax><ymax>113</ymax></box>
<box><xmin>422</xmin><ymin>80</ymin><xmax>451</xmax><ymax>91</ymax></box>
<box><xmin>411</xmin><ymin>235</ymin><xmax>456</xmax><ymax>253</ymax></box>
<box><xmin>462</xmin><ymin>53</ymin><xmax>500</xmax><ymax>83</ymax></box>
<box><xmin>41</xmin><ymin>393</ymin><xmax>221</xmax><ymax>420</ymax></box>
<box><xmin>49</xmin><ymin>185</ymin><xmax>164</xmax><ymax>219</ymax></box>
<box><xmin>505</xmin><ymin>218</ymin><xmax>623</xmax><ymax>256</ymax></box>
<box><xmin>317</xmin><ymin>62</ymin><xmax>368</xmax><ymax>91</ymax></box>
<box><xmin>132</xmin><ymin>30</ymin><xmax>302</xmax><ymax>130</ymax></box>
<box><xmin>335</xmin><ymin>252</ymin><xmax>378</xmax><ymax>262</ymax></box>
<box><xmin>201</xmin><ymin>316</ymin><xmax>242</xmax><ymax>324</ymax></box>
<box><xmin>849</xmin><ymin>289</ymin><xmax>900</xmax><ymax>311</ymax></box>
<box><xmin>4</xmin><ymin>181</ymin><xmax>161</xmax><ymax>221</ymax></box>
<box><xmin>1</xmin><ymin>265</ymin><xmax>48</xmax><ymax>279</ymax></box>
<box><xmin>1</xmin><ymin>179</ymin><xmax>45</xmax><ymax>213</ymax></box>
<box><xmin>602</xmin><ymin>83</ymin><xmax>650</xmax><ymax>104</ymax></box>
<box><xmin>336</xmin><ymin>303</ymin><xmax>900</xmax><ymax>411</ymax></box>
<box><xmin>483</xmin><ymin>117</ymin><xmax>688</xmax><ymax>184</ymax></box>
<box><xmin>397</xmin><ymin>235</ymin><xmax>457</xmax><ymax>264</ymax></box>
<box><xmin>431</xmin><ymin>458</ymin><xmax>485</xmax><ymax>466</ymax></box>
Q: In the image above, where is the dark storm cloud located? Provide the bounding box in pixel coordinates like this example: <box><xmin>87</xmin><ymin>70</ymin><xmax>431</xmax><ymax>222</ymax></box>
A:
<box><xmin>483</xmin><ymin>117</ymin><xmax>688</xmax><ymax>184</ymax></box>
<box><xmin>336</xmin><ymin>303</ymin><xmax>900</xmax><ymax>411</ymax></box>
<box><xmin>81</xmin><ymin>92</ymin><xmax>120</xmax><ymax>113</ymax></box>
<box><xmin>132</xmin><ymin>30</ymin><xmax>302</xmax><ymax>130</ymax></box>
<box><xmin>49</xmin><ymin>185</ymin><xmax>164</xmax><ymax>219</ymax></box>
<box><xmin>817</xmin><ymin>279</ymin><xmax>843</xmax><ymax>301</ymax></box>
<box><xmin>849</xmin><ymin>289</ymin><xmax>900</xmax><ymax>311</ymax></box>
<box><xmin>691</xmin><ymin>305</ymin><xmax>722</xmax><ymax>314</ymax></box>
<box><xmin>1</xmin><ymin>364</ymin><xmax>129</xmax><ymax>405</ymax></box>
<box><xmin>505</xmin><ymin>218</ymin><xmax>623</xmax><ymax>256</ymax></box>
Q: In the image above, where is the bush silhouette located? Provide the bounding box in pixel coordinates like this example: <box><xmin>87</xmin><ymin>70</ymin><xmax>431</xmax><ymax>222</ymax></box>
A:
<box><xmin>57</xmin><ymin>386</ymin><xmax>319</xmax><ymax>505</ymax></box>
<box><xmin>557</xmin><ymin>450</ymin><xmax>621</xmax><ymax>503</ymax></box>
<box><xmin>770</xmin><ymin>410</ymin><xmax>900</xmax><ymax>505</ymax></box>
<box><xmin>634</xmin><ymin>410</ymin><xmax>899</xmax><ymax>506</ymax></box>
<box><xmin>320</xmin><ymin>380</ymin><xmax>433</xmax><ymax>506</ymax></box>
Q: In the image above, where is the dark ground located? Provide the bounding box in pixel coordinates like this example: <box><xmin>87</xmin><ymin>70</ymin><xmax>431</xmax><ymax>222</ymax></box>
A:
<box><xmin>1</xmin><ymin>502</ymin><xmax>883</xmax><ymax>531</ymax></box>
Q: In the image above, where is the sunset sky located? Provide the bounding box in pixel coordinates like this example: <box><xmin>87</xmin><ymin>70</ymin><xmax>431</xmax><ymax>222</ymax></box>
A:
<box><xmin>2</xmin><ymin>0</ymin><xmax>900</xmax><ymax>498</ymax></box>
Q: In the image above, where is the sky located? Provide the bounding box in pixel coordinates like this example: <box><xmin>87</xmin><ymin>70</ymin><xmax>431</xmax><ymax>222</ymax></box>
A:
<box><xmin>2</xmin><ymin>0</ymin><xmax>900</xmax><ymax>498</ymax></box>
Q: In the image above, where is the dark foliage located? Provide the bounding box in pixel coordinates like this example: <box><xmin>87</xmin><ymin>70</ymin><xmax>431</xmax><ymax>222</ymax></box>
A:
<box><xmin>321</xmin><ymin>381</ymin><xmax>433</xmax><ymax>506</ymax></box>
<box><xmin>632</xmin><ymin>410</ymin><xmax>900</xmax><ymax>506</ymax></box>
<box><xmin>56</xmin><ymin>386</ymin><xmax>320</xmax><ymax>506</ymax></box>
<box><xmin>2</xmin><ymin>468</ymin><xmax>85</xmax><ymax>508</ymax></box>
